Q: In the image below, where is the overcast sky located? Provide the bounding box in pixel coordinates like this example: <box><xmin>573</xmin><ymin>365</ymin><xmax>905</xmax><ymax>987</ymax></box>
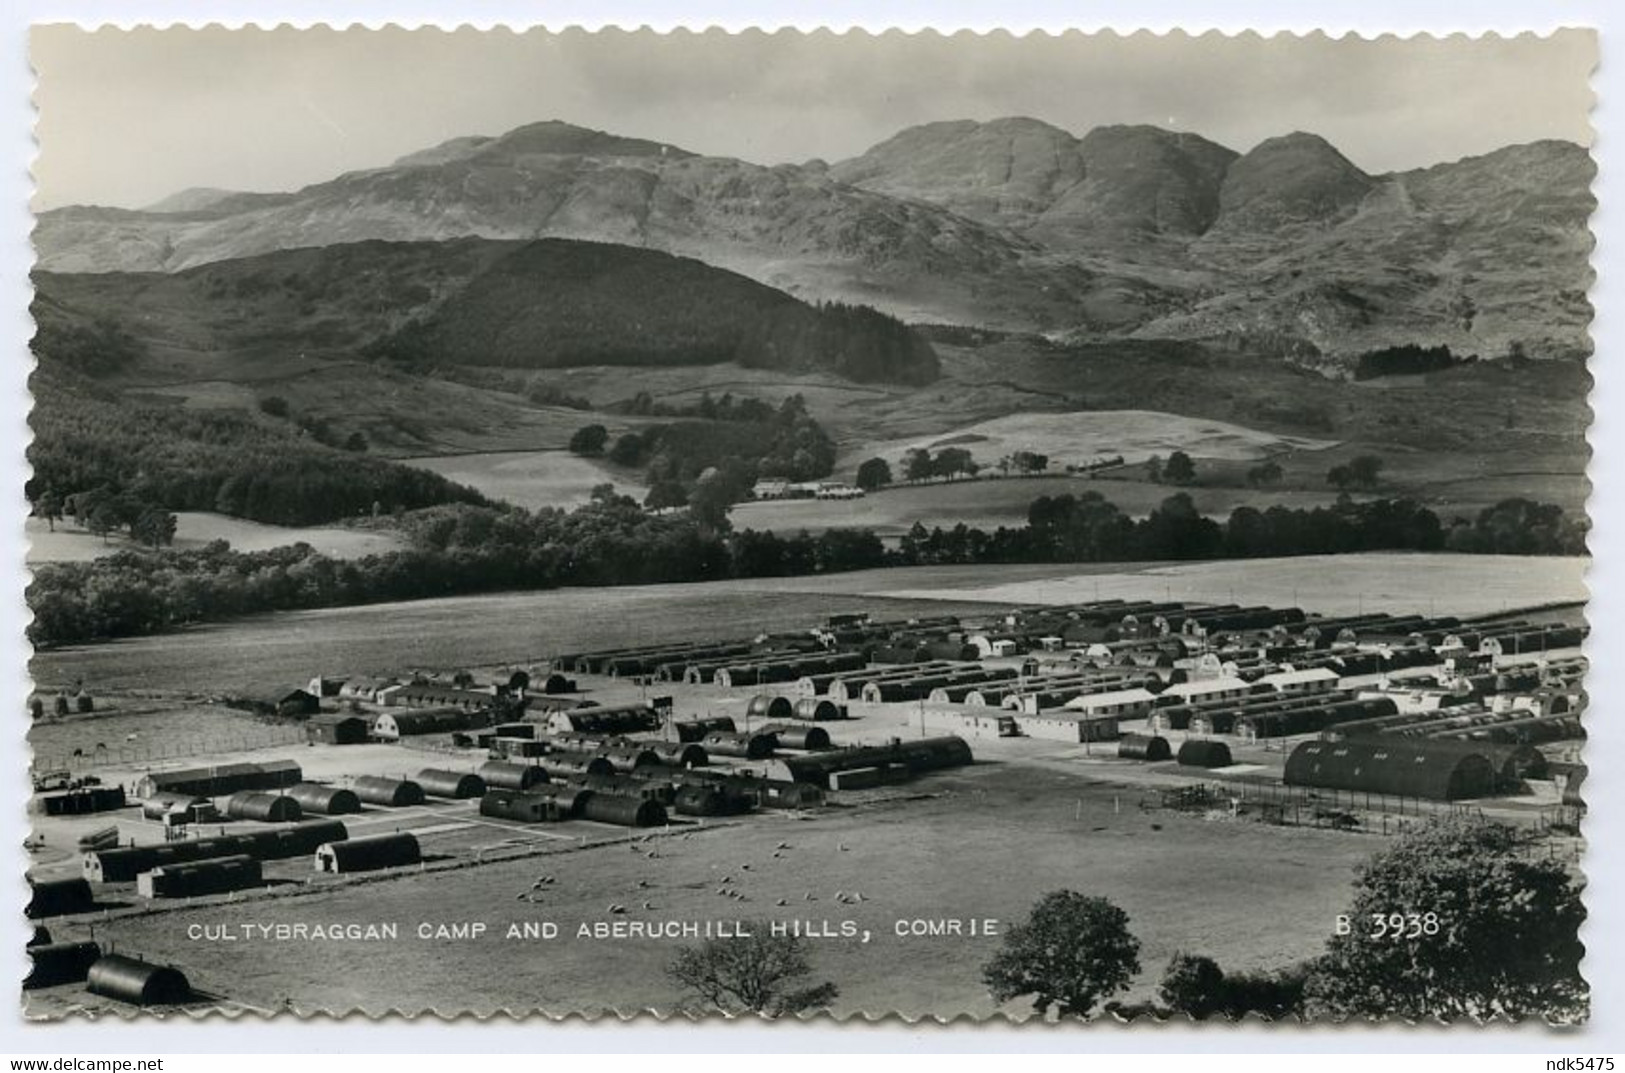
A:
<box><xmin>31</xmin><ymin>26</ymin><xmax>1596</xmax><ymax>210</ymax></box>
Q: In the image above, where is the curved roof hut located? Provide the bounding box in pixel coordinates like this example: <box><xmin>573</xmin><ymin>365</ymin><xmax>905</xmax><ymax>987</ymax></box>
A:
<box><xmin>759</xmin><ymin>723</ymin><xmax>831</xmax><ymax>751</ymax></box>
<box><xmin>141</xmin><ymin>792</ymin><xmax>210</xmax><ymax>821</ymax></box>
<box><xmin>703</xmin><ymin>730</ymin><xmax>777</xmax><ymax>759</ymax></box>
<box><xmin>535</xmin><ymin>786</ymin><xmax>595</xmax><ymax>818</ymax></box>
<box><xmin>223</xmin><ymin>792</ymin><xmax>302</xmax><ymax>823</ymax></box>
<box><xmin>747</xmin><ymin>694</ymin><xmax>795</xmax><ymax>722</ymax></box>
<box><xmin>568</xmin><ymin>772</ymin><xmax>677</xmax><ymax>805</ymax></box>
<box><xmin>415</xmin><ymin>769</ymin><xmax>486</xmax><ymax>800</ymax></box>
<box><xmin>137</xmin><ymin>854</ymin><xmax>263</xmax><ymax>899</ymax></box>
<box><xmin>550</xmin><ymin>730</ymin><xmax>624</xmax><ymax>750</ymax></box>
<box><xmin>793</xmin><ymin>698</ymin><xmax>845</xmax><ymax>722</ymax></box>
<box><xmin>580</xmin><ymin>794</ymin><xmax>668</xmax><ymax>828</ymax></box>
<box><xmin>1176</xmin><ymin>740</ymin><xmax>1233</xmax><ymax>769</ymax></box>
<box><xmin>645</xmin><ymin>741</ymin><xmax>708</xmax><ymax>768</ymax></box>
<box><xmin>674</xmin><ymin>717</ymin><xmax>735</xmax><ymax>743</ymax></box>
<box><xmin>672</xmin><ymin>783</ymin><xmax>754</xmax><ymax>816</ymax></box>
<box><xmin>540</xmin><ymin>751</ymin><xmax>616</xmax><ymax>779</ymax></box>
<box><xmin>480</xmin><ymin>789</ymin><xmax>564</xmax><ymax>823</ymax></box>
<box><xmin>286</xmin><ymin>783</ymin><xmax>362</xmax><ymax>816</ymax></box>
<box><xmin>1284</xmin><ymin>740</ymin><xmax>1496</xmax><ymax>801</ymax></box>
<box><xmin>594</xmin><ymin>745</ymin><xmax>664</xmax><ymax>774</ymax></box>
<box><xmin>26</xmin><ymin>877</ymin><xmax>94</xmax><ymax>919</ymax></box>
<box><xmin>477</xmin><ymin>761</ymin><xmax>550</xmax><ymax>792</ymax></box>
<box><xmin>351</xmin><ymin>776</ymin><xmax>425</xmax><ymax>808</ymax></box>
<box><xmin>1117</xmin><ymin>734</ymin><xmax>1172</xmax><ymax>762</ymax></box>
<box><xmin>86</xmin><ymin>954</ymin><xmax>192</xmax><ymax>1006</ymax></box>
<box><xmin>25</xmin><ymin>940</ymin><xmax>102</xmax><ymax>990</ymax></box>
<box><xmin>315</xmin><ymin>832</ymin><xmax>421</xmax><ymax>874</ymax></box>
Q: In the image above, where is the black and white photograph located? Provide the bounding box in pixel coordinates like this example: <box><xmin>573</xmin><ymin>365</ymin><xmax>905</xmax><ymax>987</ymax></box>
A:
<box><xmin>18</xmin><ymin>24</ymin><xmax>1598</xmax><ymax>1025</ymax></box>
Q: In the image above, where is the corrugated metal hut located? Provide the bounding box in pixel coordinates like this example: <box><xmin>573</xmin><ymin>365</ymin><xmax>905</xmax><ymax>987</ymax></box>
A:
<box><xmin>351</xmin><ymin>776</ymin><xmax>424</xmax><ymax>808</ymax></box>
<box><xmin>83</xmin><ymin>821</ymin><xmax>349</xmax><ymax>882</ymax></box>
<box><xmin>1284</xmin><ymin>740</ymin><xmax>1496</xmax><ymax>801</ymax></box>
<box><xmin>644</xmin><ymin>741</ymin><xmax>708</xmax><ymax>768</ymax></box>
<box><xmin>137</xmin><ymin>854</ymin><xmax>263</xmax><ymax>899</ymax></box>
<box><xmin>141</xmin><ymin>792</ymin><xmax>209</xmax><ymax>821</ymax></box>
<box><xmin>580</xmin><ymin>794</ymin><xmax>668</xmax><ymax>828</ymax></box>
<box><xmin>85</xmin><ymin>955</ymin><xmax>191</xmax><ymax>1006</ymax></box>
<box><xmin>746</xmin><ymin>694</ymin><xmax>796</xmax><ymax>722</ymax></box>
<box><xmin>594</xmin><ymin>745</ymin><xmax>664</xmax><ymax>774</ymax></box>
<box><xmin>415</xmin><ymin>769</ymin><xmax>486</xmax><ymax>800</ymax></box>
<box><xmin>315</xmin><ymin>832</ymin><xmax>421</xmax><ymax>873</ymax></box>
<box><xmin>567</xmin><ymin>772</ymin><xmax>677</xmax><ymax>804</ymax></box>
<box><xmin>136</xmin><ymin>759</ymin><xmax>302</xmax><ymax>799</ymax></box>
<box><xmin>477</xmin><ymin>761</ymin><xmax>550</xmax><ymax>792</ymax></box>
<box><xmin>792</xmin><ymin>698</ymin><xmax>845</xmax><ymax>721</ymax></box>
<box><xmin>703</xmin><ymin>730</ymin><xmax>777</xmax><ymax>759</ymax></box>
<box><xmin>38</xmin><ymin>786</ymin><xmax>127</xmax><ymax>816</ymax></box>
<box><xmin>25</xmin><ymin>940</ymin><xmax>102</xmax><ymax>990</ymax></box>
<box><xmin>1118</xmin><ymin>734</ymin><xmax>1172</xmax><ymax>762</ymax></box>
<box><xmin>372</xmin><ymin>708</ymin><xmax>488</xmax><ymax>740</ymax></box>
<box><xmin>26</xmin><ymin>877</ymin><xmax>94</xmax><ymax>919</ymax></box>
<box><xmin>223</xmin><ymin>792</ymin><xmax>302</xmax><ymax>823</ymax></box>
<box><xmin>286</xmin><ymin>783</ymin><xmax>362</xmax><ymax>816</ymax></box>
<box><xmin>539</xmin><ymin>751</ymin><xmax>616</xmax><ymax>779</ymax></box>
<box><xmin>535</xmin><ymin>786</ymin><xmax>595</xmax><ymax>818</ymax></box>
<box><xmin>758</xmin><ymin>723</ymin><xmax>832</xmax><ymax>751</ymax></box>
<box><xmin>763</xmin><ymin>736</ymin><xmax>972</xmax><ymax>788</ymax></box>
<box><xmin>673</xmin><ymin>784</ymin><xmax>743</xmax><ymax>817</ymax></box>
<box><xmin>305</xmin><ymin>714</ymin><xmax>370</xmax><ymax>745</ymax></box>
<box><xmin>674</xmin><ymin>716</ymin><xmax>736</xmax><ymax>743</ymax></box>
<box><xmin>480</xmin><ymin>789</ymin><xmax>564</xmax><ymax>823</ymax></box>
<box><xmin>1176</xmin><ymin>740</ymin><xmax>1233</xmax><ymax>769</ymax></box>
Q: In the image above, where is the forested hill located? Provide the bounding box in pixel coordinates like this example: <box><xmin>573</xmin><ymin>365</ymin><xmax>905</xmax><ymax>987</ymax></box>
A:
<box><xmin>33</xmin><ymin>237</ymin><xmax>941</xmax><ymax>386</ymax></box>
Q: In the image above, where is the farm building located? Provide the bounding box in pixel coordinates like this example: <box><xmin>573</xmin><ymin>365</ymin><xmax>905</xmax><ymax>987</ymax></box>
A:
<box><xmin>1176</xmin><ymin>740</ymin><xmax>1233</xmax><ymax>768</ymax></box>
<box><xmin>1118</xmin><ymin>734</ymin><xmax>1173</xmax><ymax>761</ymax></box>
<box><xmin>136</xmin><ymin>854</ymin><xmax>263</xmax><ymax>899</ymax></box>
<box><xmin>477</xmin><ymin>761</ymin><xmax>550</xmax><ymax>792</ymax></box>
<box><xmin>351</xmin><ymin>776</ymin><xmax>424</xmax><ymax>808</ymax></box>
<box><xmin>223</xmin><ymin>792</ymin><xmax>302</xmax><ymax>823</ymax></box>
<box><xmin>1064</xmin><ymin>687</ymin><xmax>1157</xmax><ymax>720</ymax></box>
<box><xmin>25</xmin><ymin>940</ymin><xmax>102</xmax><ymax>990</ymax></box>
<box><xmin>480</xmin><ymin>790</ymin><xmax>564</xmax><ymax>823</ymax></box>
<box><xmin>315</xmin><ymin>832</ymin><xmax>421</xmax><ymax>873</ymax></box>
<box><xmin>763</xmin><ymin>736</ymin><xmax>973</xmax><ymax>788</ymax></box>
<box><xmin>136</xmin><ymin>759</ymin><xmax>302</xmax><ymax>799</ymax></box>
<box><xmin>277</xmin><ymin>689</ymin><xmax>321</xmax><ymax>718</ymax></box>
<box><xmin>286</xmin><ymin>783</ymin><xmax>362</xmax><ymax>816</ymax></box>
<box><xmin>540</xmin><ymin>703</ymin><xmax>661</xmax><ymax>736</ymax></box>
<box><xmin>86</xmin><ymin>955</ymin><xmax>191</xmax><ymax>1007</ymax></box>
<box><xmin>1284</xmin><ymin>740</ymin><xmax>1497</xmax><ymax>800</ymax></box>
<box><xmin>26</xmin><ymin>876</ymin><xmax>95</xmax><ymax>919</ymax></box>
<box><xmin>305</xmin><ymin>713</ymin><xmax>370</xmax><ymax>745</ymax></box>
<box><xmin>1020</xmin><ymin>712</ymin><xmax>1121</xmax><ymax>743</ymax></box>
<box><xmin>84</xmin><ymin>822</ymin><xmax>350</xmax><ymax>882</ymax></box>
<box><xmin>38</xmin><ymin>785</ymin><xmax>127</xmax><ymax>816</ymax></box>
<box><xmin>415</xmin><ymin>769</ymin><xmax>486</xmax><ymax>800</ymax></box>
<box><xmin>372</xmin><ymin>708</ymin><xmax>490</xmax><ymax>739</ymax></box>
<box><xmin>1259</xmin><ymin>667</ymin><xmax>1341</xmax><ymax>695</ymax></box>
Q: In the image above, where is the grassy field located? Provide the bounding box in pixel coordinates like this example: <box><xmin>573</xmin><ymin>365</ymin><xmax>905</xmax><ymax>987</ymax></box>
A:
<box><xmin>404</xmin><ymin>450</ymin><xmax>648</xmax><ymax>511</ymax></box>
<box><xmin>30</xmin><ymin>760</ymin><xmax>1377</xmax><ymax>1019</ymax></box>
<box><xmin>25</xmin><ymin>513</ymin><xmax>405</xmax><ymax>564</ymax></box>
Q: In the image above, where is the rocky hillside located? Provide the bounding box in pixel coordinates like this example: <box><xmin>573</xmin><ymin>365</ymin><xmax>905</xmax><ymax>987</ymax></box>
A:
<box><xmin>36</xmin><ymin>117</ymin><xmax>1595</xmax><ymax>366</ymax></box>
<box><xmin>32</xmin><ymin>237</ymin><xmax>942</xmax><ymax>386</ymax></box>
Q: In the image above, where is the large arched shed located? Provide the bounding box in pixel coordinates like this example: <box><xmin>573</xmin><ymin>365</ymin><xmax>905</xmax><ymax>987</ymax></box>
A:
<box><xmin>1284</xmin><ymin>740</ymin><xmax>1496</xmax><ymax>801</ymax></box>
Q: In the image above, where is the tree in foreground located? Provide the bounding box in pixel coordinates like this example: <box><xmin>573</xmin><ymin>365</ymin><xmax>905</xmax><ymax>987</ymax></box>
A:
<box><xmin>855</xmin><ymin>457</ymin><xmax>893</xmax><ymax>492</ymax></box>
<box><xmin>982</xmin><ymin>890</ymin><xmax>1141</xmax><ymax>1018</ymax></box>
<box><xmin>1305</xmin><ymin>817</ymin><xmax>1586</xmax><ymax>1023</ymax></box>
<box><xmin>666</xmin><ymin>929</ymin><xmax>839</xmax><ymax>1017</ymax></box>
<box><xmin>1158</xmin><ymin>951</ymin><xmax>1307</xmax><ymax>1021</ymax></box>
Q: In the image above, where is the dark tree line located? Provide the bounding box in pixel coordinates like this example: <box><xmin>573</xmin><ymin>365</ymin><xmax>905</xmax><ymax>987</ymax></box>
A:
<box><xmin>28</xmin><ymin>488</ymin><xmax>1583</xmax><ymax>648</ymax></box>
<box><xmin>28</xmin><ymin>382</ymin><xmax>488</xmax><ymax>527</ymax></box>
